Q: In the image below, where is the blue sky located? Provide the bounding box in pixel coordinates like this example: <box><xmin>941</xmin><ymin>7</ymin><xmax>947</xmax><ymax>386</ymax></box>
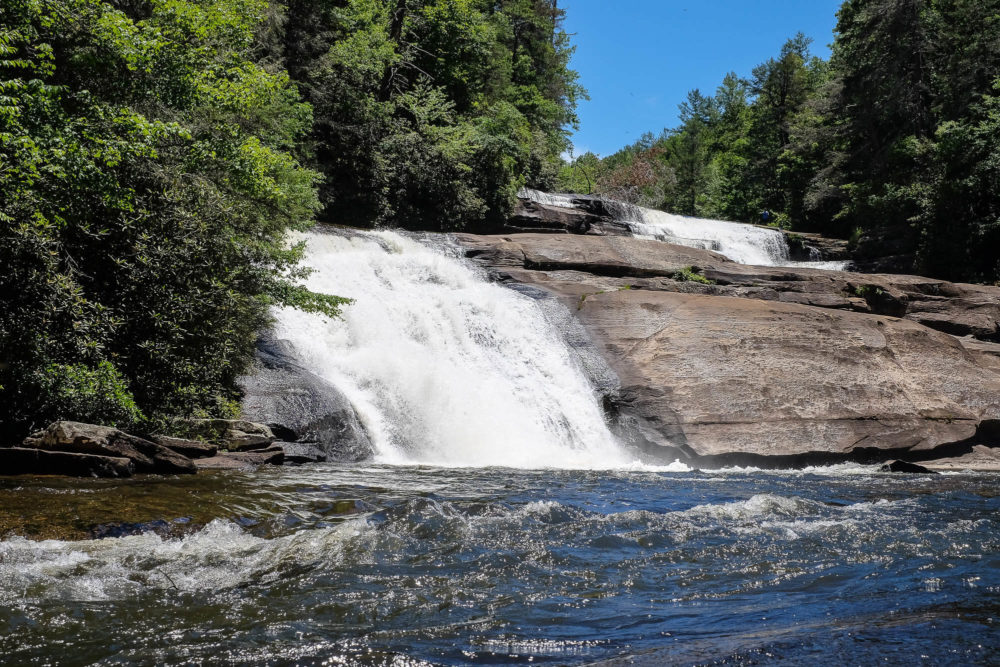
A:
<box><xmin>561</xmin><ymin>0</ymin><xmax>844</xmax><ymax>157</ymax></box>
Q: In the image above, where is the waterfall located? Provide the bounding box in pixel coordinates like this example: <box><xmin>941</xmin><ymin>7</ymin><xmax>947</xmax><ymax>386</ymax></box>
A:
<box><xmin>272</xmin><ymin>230</ymin><xmax>632</xmax><ymax>469</ymax></box>
<box><xmin>516</xmin><ymin>187</ymin><xmax>577</xmax><ymax>209</ymax></box>
<box><xmin>627</xmin><ymin>208</ymin><xmax>793</xmax><ymax>266</ymax></box>
<box><xmin>518</xmin><ymin>189</ymin><xmax>848</xmax><ymax>269</ymax></box>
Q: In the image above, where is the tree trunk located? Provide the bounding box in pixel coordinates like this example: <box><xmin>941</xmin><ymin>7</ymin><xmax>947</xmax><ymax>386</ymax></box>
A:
<box><xmin>378</xmin><ymin>0</ymin><xmax>408</xmax><ymax>102</ymax></box>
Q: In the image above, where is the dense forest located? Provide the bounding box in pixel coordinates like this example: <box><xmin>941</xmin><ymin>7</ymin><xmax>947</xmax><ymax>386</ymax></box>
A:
<box><xmin>560</xmin><ymin>0</ymin><xmax>1000</xmax><ymax>284</ymax></box>
<box><xmin>0</xmin><ymin>0</ymin><xmax>579</xmax><ymax>435</ymax></box>
<box><xmin>3</xmin><ymin>0</ymin><xmax>999</xmax><ymax>438</ymax></box>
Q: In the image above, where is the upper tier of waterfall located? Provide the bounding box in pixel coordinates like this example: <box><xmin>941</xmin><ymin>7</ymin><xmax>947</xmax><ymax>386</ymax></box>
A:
<box><xmin>272</xmin><ymin>230</ymin><xmax>634</xmax><ymax>469</ymax></box>
<box><xmin>519</xmin><ymin>188</ymin><xmax>849</xmax><ymax>270</ymax></box>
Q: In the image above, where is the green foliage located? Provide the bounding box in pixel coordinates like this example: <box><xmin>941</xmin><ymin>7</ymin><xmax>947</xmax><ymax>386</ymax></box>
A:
<box><xmin>569</xmin><ymin>35</ymin><xmax>825</xmax><ymax>222</ymax></box>
<box><xmin>268</xmin><ymin>0</ymin><xmax>583</xmax><ymax>230</ymax></box>
<box><xmin>578</xmin><ymin>1</ymin><xmax>1000</xmax><ymax>284</ymax></box>
<box><xmin>850</xmin><ymin>284</ymin><xmax>885</xmax><ymax>299</ymax></box>
<box><xmin>0</xmin><ymin>0</ymin><xmax>342</xmax><ymax>436</ymax></box>
<box><xmin>34</xmin><ymin>361</ymin><xmax>144</xmax><ymax>430</ymax></box>
<box><xmin>672</xmin><ymin>266</ymin><xmax>715</xmax><ymax>285</ymax></box>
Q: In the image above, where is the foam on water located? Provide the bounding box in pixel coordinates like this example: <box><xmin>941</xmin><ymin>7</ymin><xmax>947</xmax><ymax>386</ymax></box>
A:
<box><xmin>273</xmin><ymin>230</ymin><xmax>632</xmax><ymax>469</ymax></box>
<box><xmin>0</xmin><ymin>519</ymin><xmax>370</xmax><ymax>602</ymax></box>
<box><xmin>3</xmin><ymin>465</ymin><xmax>998</xmax><ymax>664</ymax></box>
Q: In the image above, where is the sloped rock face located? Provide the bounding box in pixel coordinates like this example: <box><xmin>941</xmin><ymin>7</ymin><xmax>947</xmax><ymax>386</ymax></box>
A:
<box><xmin>575</xmin><ymin>290</ymin><xmax>999</xmax><ymax>464</ymax></box>
<box><xmin>239</xmin><ymin>336</ymin><xmax>373</xmax><ymax>462</ymax></box>
<box><xmin>456</xmin><ymin>233</ymin><xmax>1000</xmax><ymax>467</ymax></box>
<box><xmin>504</xmin><ymin>199</ymin><xmax>632</xmax><ymax>236</ymax></box>
<box><xmin>458</xmin><ymin>234</ymin><xmax>1000</xmax><ymax>341</ymax></box>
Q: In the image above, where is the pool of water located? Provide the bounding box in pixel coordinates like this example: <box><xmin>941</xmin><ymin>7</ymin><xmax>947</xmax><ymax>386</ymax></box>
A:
<box><xmin>2</xmin><ymin>464</ymin><xmax>998</xmax><ymax>665</ymax></box>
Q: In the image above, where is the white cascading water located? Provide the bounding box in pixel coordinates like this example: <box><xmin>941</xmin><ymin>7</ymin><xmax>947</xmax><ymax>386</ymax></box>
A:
<box><xmin>627</xmin><ymin>208</ymin><xmax>794</xmax><ymax>266</ymax></box>
<box><xmin>516</xmin><ymin>187</ymin><xmax>578</xmax><ymax>209</ymax></box>
<box><xmin>273</xmin><ymin>230</ymin><xmax>633</xmax><ymax>469</ymax></box>
<box><xmin>520</xmin><ymin>188</ymin><xmax>848</xmax><ymax>269</ymax></box>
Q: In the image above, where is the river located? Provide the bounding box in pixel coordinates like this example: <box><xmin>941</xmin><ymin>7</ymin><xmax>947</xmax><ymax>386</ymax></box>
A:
<box><xmin>2</xmin><ymin>465</ymin><xmax>998</xmax><ymax>664</ymax></box>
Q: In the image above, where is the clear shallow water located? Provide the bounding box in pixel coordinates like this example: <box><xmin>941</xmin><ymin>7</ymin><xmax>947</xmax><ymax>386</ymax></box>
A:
<box><xmin>2</xmin><ymin>464</ymin><xmax>999</xmax><ymax>665</ymax></box>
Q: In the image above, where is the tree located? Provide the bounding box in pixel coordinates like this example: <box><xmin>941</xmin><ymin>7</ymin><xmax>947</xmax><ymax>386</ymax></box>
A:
<box><xmin>264</xmin><ymin>0</ymin><xmax>583</xmax><ymax>230</ymax></box>
<box><xmin>0</xmin><ymin>0</ymin><xmax>345</xmax><ymax>436</ymax></box>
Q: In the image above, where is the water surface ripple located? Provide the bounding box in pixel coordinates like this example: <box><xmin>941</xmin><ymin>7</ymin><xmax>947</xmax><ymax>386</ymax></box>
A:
<box><xmin>1</xmin><ymin>465</ymin><xmax>998</xmax><ymax>665</ymax></box>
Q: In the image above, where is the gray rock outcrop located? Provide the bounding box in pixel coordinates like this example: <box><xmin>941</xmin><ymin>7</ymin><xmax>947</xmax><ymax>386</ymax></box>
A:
<box><xmin>8</xmin><ymin>421</ymin><xmax>197</xmax><ymax>475</ymax></box>
<box><xmin>239</xmin><ymin>336</ymin><xmax>373</xmax><ymax>462</ymax></box>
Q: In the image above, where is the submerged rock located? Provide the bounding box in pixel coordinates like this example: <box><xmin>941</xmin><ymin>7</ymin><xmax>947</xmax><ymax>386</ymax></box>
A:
<box><xmin>275</xmin><ymin>442</ymin><xmax>328</xmax><ymax>464</ymax></box>
<box><xmin>239</xmin><ymin>335</ymin><xmax>373</xmax><ymax>462</ymax></box>
<box><xmin>195</xmin><ymin>448</ymin><xmax>285</xmax><ymax>469</ymax></box>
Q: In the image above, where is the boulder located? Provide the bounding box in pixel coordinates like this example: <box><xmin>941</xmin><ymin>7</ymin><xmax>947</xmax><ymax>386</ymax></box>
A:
<box><xmin>880</xmin><ymin>460</ymin><xmax>938</xmax><ymax>474</ymax></box>
<box><xmin>503</xmin><ymin>199</ymin><xmax>631</xmax><ymax>236</ymax></box>
<box><xmin>28</xmin><ymin>421</ymin><xmax>196</xmax><ymax>474</ymax></box>
<box><xmin>180</xmin><ymin>419</ymin><xmax>275</xmax><ymax>451</ymax></box>
<box><xmin>779</xmin><ymin>229</ymin><xmax>852</xmax><ymax>262</ymax></box>
<box><xmin>0</xmin><ymin>447</ymin><xmax>134</xmax><ymax>478</ymax></box>
<box><xmin>149</xmin><ymin>435</ymin><xmax>218</xmax><ymax>459</ymax></box>
<box><xmin>239</xmin><ymin>336</ymin><xmax>373</xmax><ymax>462</ymax></box>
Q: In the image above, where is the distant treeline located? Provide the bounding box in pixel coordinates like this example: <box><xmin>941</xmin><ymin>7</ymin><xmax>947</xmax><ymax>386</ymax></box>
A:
<box><xmin>560</xmin><ymin>0</ymin><xmax>1000</xmax><ymax>283</ymax></box>
<box><xmin>0</xmin><ymin>0</ymin><xmax>579</xmax><ymax>435</ymax></box>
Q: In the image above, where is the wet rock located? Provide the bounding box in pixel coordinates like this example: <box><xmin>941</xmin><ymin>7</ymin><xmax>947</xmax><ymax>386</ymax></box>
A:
<box><xmin>27</xmin><ymin>421</ymin><xmax>195</xmax><ymax>474</ymax></box>
<box><xmin>239</xmin><ymin>335</ymin><xmax>374</xmax><ymax>462</ymax></box>
<box><xmin>275</xmin><ymin>442</ymin><xmax>327</xmax><ymax>464</ymax></box>
<box><xmin>90</xmin><ymin>519</ymin><xmax>172</xmax><ymax>539</ymax></box>
<box><xmin>149</xmin><ymin>435</ymin><xmax>218</xmax><ymax>459</ymax></box>
<box><xmin>195</xmin><ymin>448</ymin><xmax>285</xmax><ymax>469</ymax></box>
<box><xmin>179</xmin><ymin>418</ymin><xmax>275</xmax><ymax>451</ymax></box>
<box><xmin>880</xmin><ymin>460</ymin><xmax>938</xmax><ymax>474</ymax></box>
<box><xmin>502</xmin><ymin>199</ymin><xmax>631</xmax><ymax>236</ymax></box>
<box><xmin>920</xmin><ymin>445</ymin><xmax>1000</xmax><ymax>472</ymax></box>
<box><xmin>779</xmin><ymin>229</ymin><xmax>851</xmax><ymax>261</ymax></box>
<box><xmin>0</xmin><ymin>447</ymin><xmax>134</xmax><ymax>478</ymax></box>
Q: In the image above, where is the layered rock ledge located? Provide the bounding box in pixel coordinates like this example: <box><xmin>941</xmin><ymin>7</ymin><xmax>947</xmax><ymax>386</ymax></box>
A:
<box><xmin>456</xmin><ymin>232</ymin><xmax>1000</xmax><ymax>469</ymax></box>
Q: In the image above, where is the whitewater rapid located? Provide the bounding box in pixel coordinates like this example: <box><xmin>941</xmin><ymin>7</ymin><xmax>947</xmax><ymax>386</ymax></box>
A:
<box><xmin>273</xmin><ymin>230</ymin><xmax>632</xmax><ymax>469</ymax></box>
